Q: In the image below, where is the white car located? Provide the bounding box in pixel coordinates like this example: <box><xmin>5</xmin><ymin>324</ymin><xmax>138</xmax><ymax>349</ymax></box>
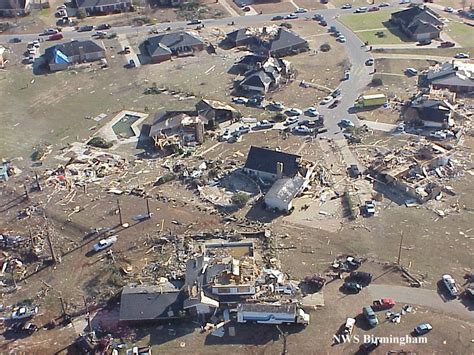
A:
<box><xmin>254</xmin><ymin>120</ymin><xmax>274</xmax><ymax>129</ymax></box>
<box><xmin>232</xmin><ymin>97</ymin><xmax>248</xmax><ymax>104</ymax></box>
<box><xmin>295</xmin><ymin>7</ymin><xmax>307</xmax><ymax>13</ymax></box>
<box><xmin>429</xmin><ymin>131</ymin><xmax>447</xmax><ymax>140</ymax></box>
<box><xmin>355</xmin><ymin>7</ymin><xmax>368</xmax><ymax>13</ymax></box>
<box><xmin>454</xmin><ymin>53</ymin><xmax>469</xmax><ymax>59</ymax></box>
<box><xmin>285</xmin><ymin>13</ymin><xmax>298</xmax><ymax>19</ymax></box>
<box><xmin>444</xmin><ymin>6</ymin><xmax>454</xmax><ymax>12</ymax></box>
<box><xmin>284</xmin><ymin>117</ymin><xmax>299</xmax><ymax>126</ymax></box>
<box><xmin>237</xmin><ymin>124</ymin><xmax>251</xmax><ymax>133</ymax></box>
<box><xmin>270</xmin><ymin>101</ymin><xmax>285</xmax><ymax>110</ymax></box>
<box><xmin>285</xmin><ymin>108</ymin><xmax>303</xmax><ymax>116</ymax></box>
<box><xmin>320</xmin><ymin>96</ymin><xmax>333</xmax><ymax>105</ymax></box>
<box><xmin>12</xmin><ymin>306</ymin><xmax>39</xmax><ymax>320</ymax></box>
<box><xmin>220</xmin><ymin>129</ymin><xmax>232</xmax><ymax>141</ymax></box>
<box><xmin>305</xmin><ymin>107</ymin><xmax>319</xmax><ymax>117</ymax></box>
<box><xmin>405</xmin><ymin>67</ymin><xmax>418</xmax><ymax>76</ymax></box>
<box><xmin>293</xmin><ymin>125</ymin><xmax>313</xmax><ymax>134</ymax></box>
<box><xmin>379</xmin><ymin>2</ymin><xmax>390</xmax><ymax>7</ymax></box>
<box><xmin>342</xmin><ymin>317</ymin><xmax>356</xmax><ymax>335</ymax></box>
<box><xmin>442</xmin><ymin>274</ymin><xmax>459</xmax><ymax>297</ymax></box>
<box><xmin>341</xmin><ymin>4</ymin><xmax>352</xmax><ymax>9</ymax></box>
<box><xmin>93</xmin><ymin>235</ymin><xmax>118</xmax><ymax>252</ymax></box>
<box><xmin>337</xmin><ymin>35</ymin><xmax>346</xmax><ymax>43</ymax></box>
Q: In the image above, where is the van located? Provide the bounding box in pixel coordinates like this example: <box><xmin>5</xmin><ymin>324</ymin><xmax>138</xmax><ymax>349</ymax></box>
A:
<box><xmin>363</xmin><ymin>306</ymin><xmax>378</xmax><ymax>328</ymax></box>
<box><xmin>405</xmin><ymin>68</ymin><xmax>418</xmax><ymax>76</ymax></box>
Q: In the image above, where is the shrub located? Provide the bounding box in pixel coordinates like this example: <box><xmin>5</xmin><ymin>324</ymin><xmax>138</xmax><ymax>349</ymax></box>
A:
<box><xmin>371</xmin><ymin>77</ymin><xmax>383</xmax><ymax>86</ymax></box>
<box><xmin>273</xmin><ymin>112</ymin><xmax>286</xmax><ymax>122</ymax></box>
<box><xmin>87</xmin><ymin>137</ymin><xmax>113</xmax><ymax>149</ymax></box>
<box><xmin>280</xmin><ymin>22</ymin><xmax>292</xmax><ymax>29</ymax></box>
<box><xmin>76</xmin><ymin>9</ymin><xmax>87</xmax><ymax>19</ymax></box>
<box><xmin>231</xmin><ymin>192</ymin><xmax>250</xmax><ymax>207</ymax></box>
<box><xmin>320</xmin><ymin>43</ymin><xmax>331</xmax><ymax>52</ymax></box>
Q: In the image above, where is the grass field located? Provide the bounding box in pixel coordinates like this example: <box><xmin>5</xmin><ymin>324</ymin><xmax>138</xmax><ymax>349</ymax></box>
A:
<box><xmin>340</xmin><ymin>9</ymin><xmax>412</xmax><ymax>44</ymax></box>
<box><xmin>445</xmin><ymin>21</ymin><xmax>474</xmax><ymax>47</ymax></box>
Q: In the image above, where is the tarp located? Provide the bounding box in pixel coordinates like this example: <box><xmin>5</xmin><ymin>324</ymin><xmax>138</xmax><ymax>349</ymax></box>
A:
<box><xmin>53</xmin><ymin>48</ymin><xmax>69</xmax><ymax>65</ymax></box>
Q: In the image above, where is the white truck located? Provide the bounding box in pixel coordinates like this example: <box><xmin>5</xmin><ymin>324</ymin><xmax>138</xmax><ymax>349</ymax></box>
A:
<box><xmin>236</xmin><ymin>303</ymin><xmax>309</xmax><ymax>325</ymax></box>
<box><xmin>442</xmin><ymin>274</ymin><xmax>459</xmax><ymax>297</ymax></box>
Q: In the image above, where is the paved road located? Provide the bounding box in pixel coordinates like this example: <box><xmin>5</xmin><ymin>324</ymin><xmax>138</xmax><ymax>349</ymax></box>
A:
<box><xmin>372</xmin><ymin>53</ymin><xmax>470</xmax><ymax>62</ymax></box>
<box><xmin>368</xmin><ymin>284</ymin><xmax>474</xmax><ymax>322</ymax></box>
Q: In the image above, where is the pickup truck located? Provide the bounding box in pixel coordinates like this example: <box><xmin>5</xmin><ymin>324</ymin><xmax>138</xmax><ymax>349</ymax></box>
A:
<box><xmin>237</xmin><ymin>303</ymin><xmax>309</xmax><ymax>325</ymax></box>
<box><xmin>372</xmin><ymin>298</ymin><xmax>395</xmax><ymax>311</ymax></box>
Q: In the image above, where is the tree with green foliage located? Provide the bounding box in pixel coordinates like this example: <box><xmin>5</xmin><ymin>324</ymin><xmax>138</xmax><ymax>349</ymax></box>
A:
<box><xmin>231</xmin><ymin>192</ymin><xmax>250</xmax><ymax>207</ymax></box>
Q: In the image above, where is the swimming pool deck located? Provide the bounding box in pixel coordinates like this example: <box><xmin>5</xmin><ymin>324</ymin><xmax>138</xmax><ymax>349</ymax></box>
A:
<box><xmin>97</xmin><ymin>110</ymin><xmax>148</xmax><ymax>145</ymax></box>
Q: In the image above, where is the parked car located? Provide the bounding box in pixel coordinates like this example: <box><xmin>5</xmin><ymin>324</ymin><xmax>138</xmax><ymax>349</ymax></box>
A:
<box><xmin>341</xmin><ymin>3</ymin><xmax>352</xmax><ymax>9</ymax></box>
<box><xmin>348</xmin><ymin>164</ymin><xmax>360</xmax><ymax>178</ymax></box>
<box><xmin>337</xmin><ymin>35</ymin><xmax>346</xmax><ymax>43</ymax></box>
<box><xmin>305</xmin><ymin>107</ymin><xmax>319</xmax><ymax>117</ymax></box>
<box><xmin>93</xmin><ymin>235</ymin><xmax>118</xmax><ymax>252</ymax></box>
<box><xmin>232</xmin><ymin>97</ymin><xmax>248</xmax><ymax>104</ymax></box>
<box><xmin>41</xmin><ymin>28</ymin><xmax>58</xmax><ymax>36</ymax></box>
<box><xmin>320</xmin><ymin>96</ymin><xmax>333</xmax><ymax>105</ymax></box>
<box><xmin>342</xmin><ymin>317</ymin><xmax>356</xmax><ymax>335</ymax></box>
<box><xmin>363</xmin><ymin>306</ymin><xmax>378</xmax><ymax>327</ymax></box>
<box><xmin>10</xmin><ymin>321</ymin><xmax>38</xmax><ymax>335</ymax></box>
<box><xmin>96</xmin><ymin>23</ymin><xmax>111</xmax><ymax>30</ymax></box>
<box><xmin>378</xmin><ymin>2</ymin><xmax>390</xmax><ymax>6</ymax></box>
<box><xmin>284</xmin><ymin>108</ymin><xmax>303</xmax><ymax>116</ymax></box>
<box><xmin>284</xmin><ymin>116</ymin><xmax>299</xmax><ymax>126</ymax></box>
<box><xmin>269</xmin><ymin>101</ymin><xmax>285</xmax><ymax>110</ymax></box>
<box><xmin>11</xmin><ymin>306</ymin><xmax>39</xmax><ymax>320</ymax></box>
<box><xmin>444</xmin><ymin>6</ymin><xmax>454</xmax><ymax>12</ymax></box>
<box><xmin>78</xmin><ymin>25</ymin><xmax>93</xmax><ymax>32</ymax></box>
<box><xmin>313</xmin><ymin>13</ymin><xmax>324</xmax><ymax>21</ymax></box>
<box><xmin>442</xmin><ymin>274</ymin><xmax>460</xmax><ymax>297</ymax></box>
<box><xmin>464</xmin><ymin>287</ymin><xmax>474</xmax><ymax>300</ymax></box>
<box><xmin>328</xmin><ymin>99</ymin><xmax>340</xmax><ymax>109</ymax></box>
<box><xmin>272</xmin><ymin>15</ymin><xmax>284</xmax><ymax>21</ymax></box>
<box><xmin>440</xmin><ymin>41</ymin><xmax>455</xmax><ymax>48</ymax></box>
<box><xmin>343</xmin><ymin>70</ymin><xmax>350</xmax><ymax>80</ymax></box>
<box><xmin>405</xmin><ymin>67</ymin><xmax>418</xmax><ymax>76</ymax></box>
<box><xmin>418</xmin><ymin>39</ymin><xmax>432</xmax><ymax>46</ymax></box>
<box><xmin>187</xmin><ymin>19</ymin><xmax>202</xmax><ymax>25</ymax></box>
<box><xmin>320</xmin><ymin>20</ymin><xmax>328</xmax><ymax>26</ymax></box>
<box><xmin>363</xmin><ymin>200</ymin><xmax>376</xmax><ymax>216</ymax></box>
<box><xmin>285</xmin><ymin>13</ymin><xmax>298</xmax><ymax>19</ymax></box>
<box><xmin>368</xmin><ymin>6</ymin><xmax>380</xmax><ymax>11</ymax></box>
<box><xmin>342</xmin><ymin>282</ymin><xmax>362</xmax><ymax>293</ymax></box>
<box><xmin>295</xmin><ymin>7</ymin><xmax>307</xmax><ymax>13</ymax></box>
<box><xmin>454</xmin><ymin>52</ymin><xmax>469</xmax><ymax>58</ymax></box>
<box><xmin>339</xmin><ymin>119</ymin><xmax>354</xmax><ymax>128</ymax></box>
<box><xmin>355</xmin><ymin>7</ymin><xmax>368</xmax><ymax>13</ymax></box>
<box><xmin>254</xmin><ymin>120</ymin><xmax>274</xmax><ymax>130</ymax></box>
<box><xmin>242</xmin><ymin>6</ymin><xmax>251</xmax><ymax>11</ymax></box>
<box><xmin>350</xmin><ymin>271</ymin><xmax>373</xmax><ymax>286</ymax></box>
<box><xmin>48</xmin><ymin>33</ymin><xmax>63</xmax><ymax>41</ymax></box>
<box><xmin>9</xmin><ymin>37</ymin><xmax>22</xmax><ymax>43</ymax></box>
<box><xmin>219</xmin><ymin>129</ymin><xmax>232</xmax><ymax>141</ymax></box>
<box><xmin>128</xmin><ymin>59</ymin><xmax>136</xmax><ymax>68</ymax></box>
<box><xmin>293</xmin><ymin>125</ymin><xmax>313</xmax><ymax>134</ymax></box>
<box><xmin>237</xmin><ymin>125</ymin><xmax>251</xmax><ymax>134</ymax></box>
<box><xmin>122</xmin><ymin>46</ymin><xmax>131</xmax><ymax>54</ymax></box>
<box><xmin>365</xmin><ymin>58</ymin><xmax>374</xmax><ymax>66</ymax></box>
<box><xmin>372</xmin><ymin>298</ymin><xmax>395</xmax><ymax>311</ymax></box>
<box><xmin>414</xmin><ymin>323</ymin><xmax>432</xmax><ymax>335</ymax></box>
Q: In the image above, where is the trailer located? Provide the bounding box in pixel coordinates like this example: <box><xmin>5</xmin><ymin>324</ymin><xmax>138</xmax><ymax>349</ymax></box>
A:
<box><xmin>236</xmin><ymin>303</ymin><xmax>309</xmax><ymax>325</ymax></box>
<box><xmin>354</xmin><ymin>94</ymin><xmax>386</xmax><ymax>108</ymax></box>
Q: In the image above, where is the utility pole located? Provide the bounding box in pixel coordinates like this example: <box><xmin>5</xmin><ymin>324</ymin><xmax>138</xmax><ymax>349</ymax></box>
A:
<box><xmin>83</xmin><ymin>296</ymin><xmax>92</xmax><ymax>332</ymax></box>
<box><xmin>397</xmin><ymin>232</ymin><xmax>404</xmax><ymax>266</ymax></box>
<box><xmin>44</xmin><ymin>216</ymin><xmax>58</xmax><ymax>265</ymax></box>
<box><xmin>117</xmin><ymin>198</ymin><xmax>123</xmax><ymax>226</ymax></box>
<box><xmin>24</xmin><ymin>183</ymin><xmax>29</xmax><ymax>199</ymax></box>
<box><xmin>35</xmin><ymin>172</ymin><xmax>42</xmax><ymax>191</ymax></box>
<box><xmin>146</xmin><ymin>198</ymin><xmax>151</xmax><ymax>218</ymax></box>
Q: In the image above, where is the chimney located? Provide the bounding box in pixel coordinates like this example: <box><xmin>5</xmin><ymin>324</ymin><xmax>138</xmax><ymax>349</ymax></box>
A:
<box><xmin>276</xmin><ymin>162</ymin><xmax>283</xmax><ymax>179</ymax></box>
<box><xmin>180</xmin><ymin>34</ymin><xmax>184</xmax><ymax>42</ymax></box>
<box><xmin>262</xmin><ymin>27</ymin><xmax>267</xmax><ymax>35</ymax></box>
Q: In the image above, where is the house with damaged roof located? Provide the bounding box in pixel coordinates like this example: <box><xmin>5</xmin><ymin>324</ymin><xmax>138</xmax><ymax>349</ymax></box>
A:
<box><xmin>74</xmin><ymin>0</ymin><xmax>132</xmax><ymax>15</ymax></box>
<box><xmin>243</xmin><ymin>146</ymin><xmax>312</xmax><ymax>212</ymax></box>
<box><xmin>44</xmin><ymin>40</ymin><xmax>105</xmax><ymax>72</ymax></box>
<box><xmin>144</xmin><ymin>31</ymin><xmax>204</xmax><ymax>64</ymax></box>
<box><xmin>409</xmin><ymin>97</ymin><xmax>455</xmax><ymax>128</ymax></box>
<box><xmin>224</xmin><ymin>26</ymin><xmax>308</xmax><ymax>57</ymax></box>
<box><xmin>390</xmin><ymin>6</ymin><xmax>443</xmax><ymax>41</ymax></box>
<box><xmin>418</xmin><ymin>61</ymin><xmax>474</xmax><ymax>94</ymax></box>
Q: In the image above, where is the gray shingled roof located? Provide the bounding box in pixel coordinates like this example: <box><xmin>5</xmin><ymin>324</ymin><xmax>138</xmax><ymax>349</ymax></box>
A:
<box><xmin>240</xmin><ymin>70</ymin><xmax>273</xmax><ymax>89</ymax></box>
<box><xmin>0</xmin><ymin>0</ymin><xmax>27</xmax><ymax>10</ymax></box>
<box><xmin>45</xmin><ymin>40</ymin><xmax>104</xmax><ymax>58</ymax></box>
<box><xmin>75</xmin><ymin>0</ymin><xmax>130</xmax><ymax>8</ymax></box>
<box><xmin>265</xmin><ymin>176</ymin><xmax>305</xmax><ymax>205</ymax></box>
<box><xmin>244</xmin><ymin>146</ymin><xmax>300</xmax><ymax>177</ymax></box>
<box><xmin>264</xmin><ymin>28</ymin><xmax>308</xmax><ymax>53</ymax></box>
<box><xmin>145</xmin><ymin>31</ymin><xmax>203</xmax><ymax>56</ymax></box>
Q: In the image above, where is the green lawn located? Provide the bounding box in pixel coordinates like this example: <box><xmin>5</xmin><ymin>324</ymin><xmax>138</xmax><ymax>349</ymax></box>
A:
<box><xmin>340</xmin><ymin>9</ymin><xmax>396</xmax><ymax>31</ymax></box>
<box><xmin>340</xmin><ymin>9</ymin><xmax>412</xmax><ymax>44</ymax></box>
<box><xmin>445</xmin><ymin>21</ymin><xmax>474</xmax><ymax>48</ymax></box>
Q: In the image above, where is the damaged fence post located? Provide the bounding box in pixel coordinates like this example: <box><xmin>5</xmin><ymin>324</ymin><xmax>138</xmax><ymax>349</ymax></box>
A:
<box><xmin>24</xmin><ymin>183</ymin><xmax>29</xmax><ymax>200</ymax></box>
<box><xmin>35</xmin><ymin>172</ymin><xmax>42</xmax><ymax>191</ymax></box>
<box><xmin>117</xmin><ymin>198</ymin><xmax>123</xmax><ymax>226</ymax></box>
<box><xmin>146</xmin><ymin>198</ymin><xmax>152</xmax><ymax>219</ymax></box>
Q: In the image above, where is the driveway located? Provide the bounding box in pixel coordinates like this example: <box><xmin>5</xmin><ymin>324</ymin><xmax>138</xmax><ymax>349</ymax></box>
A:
<box><xmin>368</xmin><ymin>284</ymin><xmax>474</xmax><ymax>322</ymax></box>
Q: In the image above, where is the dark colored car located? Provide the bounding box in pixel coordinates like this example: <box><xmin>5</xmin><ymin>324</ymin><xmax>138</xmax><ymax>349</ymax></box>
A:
<box><xmin>417</xmin><ymin>39</ymin><xmax>432</xmax><ymax>46</ymax></box>
<box><xmin>187</xmin><ymin>19</ymin><xmax>202</xmax><ymax>25</ymax></box>
<box><xmin>328</xmin><ymin>99</ymin><xmax>340</xmax><ymax>109</ymax></box>
<box><xmin>320</xmin><ymin>20</ymin><xmax>328</xmax><ymax>26</ymax></box>
<box><xmin>350</xmin><ymin>271</ymin><xmax>373</xmax><ymax>286</ymax></box>
<box><xmin>48</xmin><ymin>33</ymin><xmax>63</xmax><ymax>41</ymax></box>
<box><xmin>96</xmin><ymin>23</ymin><xmax>111</xmax><ymax>30</ymax></box>
<box><xmin>10</xmin><ymin>321</ymin><xmax>38</xmax><ymax>335</ymax></box>
<box><xmin>348</xmin><ymin>164</ymin><xmax>360</xmax><ymax>178</ymax></box>
<box><xmin>272</xmin><ymin>15</ymin><xmax>284</xmax><ymax>20</ymax></box>
<box><xmin>368</xmin><ymin>6</ymin><xmax>380</xmax><ymax>11</ymax></box>
<box><xmin>78</xmin><ymin>25</ymin><xmax>93</xmax><ymax>32</ymax></box>
<box><xmin>9</xmin><ymin>37</ymin><xmax>22</xmax><ymax>43</ymax></box>
<box><xmin>342</xmin><ymin>282</ymin><xmax>363</xmax><ymax>293</ymax></box>
<box><xmin>440</xmin><ymin>41</ymin><xmax>455</xmax><ymax>48</ymax></box>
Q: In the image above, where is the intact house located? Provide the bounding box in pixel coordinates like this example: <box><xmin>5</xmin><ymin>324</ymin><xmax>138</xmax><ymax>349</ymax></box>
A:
<box><xmin>409</xmin><ymin>98</ymin><xmax>454</xmax><ymax>128</ymax></box>
<box><xmin>119</xmin><ymin>282</ymin><xmax>185</xmax><ymax>323</ymax></box>
<box><xmin>74</xmin><ymin>0</ymin><xmax>132</xmax><ymax>15</ymax></box>
<box><xmin>0</xmin><ymin>0</ymin><xmax>30</xmax><ymax>16</ymax></box>
<box><xmin>149</xmin><ymin>111</ymin><xmax>207</xmax><ymax>150</ymax></box>
<box><xmin>224</xmin><ymin>26</ymin><xmax>309</xmax><ymax>57</ymax></box>
<box><xmin>144</xmin><ymin>31</ymin><xmax>204</xmax><ymax>64</ymax></box>
<box><xmin>44</xmin><ymin>40</ymin><xmax>105</xmax><ymax>72</ymax></box>
<box><xmin>147</xmin><ymin>0</ymin><xmax>183</xmax><ymax>7</ymax></box>
<box><xmin>236</xmin><ymin>56</ymin><xmax>292</xmax><ymax>94</ymax></box>
<box><xmin>390</xmin><ymin>6</ymin><xmax>443</xmax><ymax>41</ymax></box>
<box><xmin>418</xmin><ymin>61</ymin><xmax>474</xmax><ymax>94</ymax></box>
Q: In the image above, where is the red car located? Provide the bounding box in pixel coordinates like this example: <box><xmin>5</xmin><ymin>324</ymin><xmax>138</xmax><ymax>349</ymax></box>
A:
<box><xmin>372</xmin><ymin>298</ymin><xmax>395</xmax><ymax>310</ymax></box>
<box><xmin>48</xmin><ymin>33</ymin><xmax>63</xmax><ymax>41</ymax></box>
<box><xmin>368</xmin><ymin>6</ymin><xmax>380</xmax><ymax>11</ymax></box>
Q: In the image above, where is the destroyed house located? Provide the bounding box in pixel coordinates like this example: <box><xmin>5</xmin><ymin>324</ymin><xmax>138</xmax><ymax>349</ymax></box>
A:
<box><xmin>0</xmin><ymin>0</ymin><xmax>30</xmax><ymax>16</ymax></box>
<box><xmin>410</xmin><ymin>99</ymin><xmax>453</xmax><ymax>128</ymax></box>
<box><xmin>119</xmin><ymin>283</ymin><xmax>185</xmax><ymax>323</ymax></box>
<box><xmin>44</xmin><ymin>40</ymin><xmax>105</xmax><ymax>72</ymax></box>
<box><xmin>234</xmin><ymin>54</ymin><xmax>268</xmax><ymax>72</ymax></box>
<box><xmin>390</xmin><ymin>6</ymin><xmax>443</xmax><ymax>41</ymax></box>
<box><xmin>74</xmin><ymin>0</ymin><xmax>132</xmax><ymax>15</ymax></box>
<box><xmin>149</xmin><ymin>111</ymin><xmax>207</xmax><ymax>150</ymax></box>
<box><xmin>225</xmin><ymin>27</ymin><xmax>308</xmax><ymax>57</ymax></box>
<box><xmin>238</xmin><ymin>57</ymin><xmax>289</xmax><ymax>94</ymax></box>
<box><xmin>244</xmin><ymin>146</ymin><xmax>301</xmax><ymax>182</ymax></box>
<box><xmin>418</xmin><ymin>61</ymin><xmax>474</xmax><ymax>93</ymax></box>
<box><xmin>145</xmin><ymin>31</ymin><xmax>204</xmax><ymax>64</ymax></box>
